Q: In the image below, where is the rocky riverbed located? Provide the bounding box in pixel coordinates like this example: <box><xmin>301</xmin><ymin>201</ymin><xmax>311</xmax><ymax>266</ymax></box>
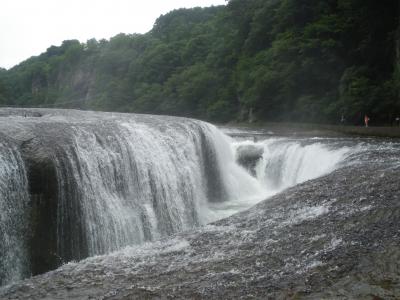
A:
<box><xmin>1</xmin><ymin>135</ymin><xmax>399</xmax><ymax>299</ymax></box>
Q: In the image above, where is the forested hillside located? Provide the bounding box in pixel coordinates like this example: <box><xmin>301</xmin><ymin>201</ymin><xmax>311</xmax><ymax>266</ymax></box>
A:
<box><xmin>0</xmin><ymin>0</ymin><xmax>399</xmax><ymax>124</ymax></box>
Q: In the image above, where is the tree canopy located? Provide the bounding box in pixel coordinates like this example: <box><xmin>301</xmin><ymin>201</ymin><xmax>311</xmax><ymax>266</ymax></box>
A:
<box><xmin>0</xmin><ymin>1</ymin><xmax>399</xmax><ymax>125</ymax></box>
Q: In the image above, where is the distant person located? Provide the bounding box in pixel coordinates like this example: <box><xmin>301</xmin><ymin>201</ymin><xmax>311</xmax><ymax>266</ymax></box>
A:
<box><xmin>340</xmin><ymin>114</ymin><xmax>345</xmax><ymax>125</ymax></box>
<box><xmin>364</xmin><ymin>115</ymin><xmax>370</xmax><ymax>127</ymax></box>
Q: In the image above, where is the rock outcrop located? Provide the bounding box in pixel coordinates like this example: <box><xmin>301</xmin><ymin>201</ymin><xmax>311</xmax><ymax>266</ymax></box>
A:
<box><xmin>236</xmin><ymin>144</ymin><xmax>264</xmax><ymax>176</ymax></box>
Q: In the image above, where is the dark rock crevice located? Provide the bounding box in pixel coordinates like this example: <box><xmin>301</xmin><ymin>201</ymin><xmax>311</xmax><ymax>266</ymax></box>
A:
<box><xmin>19</xmin><ymin>134</ymin><xmax>89</xmax><ymax>276</ymax></box>
<box><xmin>199</xmin><ymin>129</ymin><xmax>228</xmax><ymax>203</ymax></box>
<box><xmin>20</xmin><ymin>137</ymin><xmax>60</xmax><ymax>276</ymax></box>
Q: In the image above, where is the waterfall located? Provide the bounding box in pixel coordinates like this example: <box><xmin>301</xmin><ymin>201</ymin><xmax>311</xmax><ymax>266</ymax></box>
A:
<box><xmin>0</xmin><ymin>110</ymin><xmax>353</xmax><ymax>285</ymax></box>
<box><xmin>51</xmin><ymin>117</ymin><xmax>265</xmax><ymax>260</ymax></box>
<box><xmin>53</xmin><ymin>120</ymin><xmax>212</xmax><ymax>259</ymax></box>
<box><xmin>0</xmin><ymin>141</ymin><xmax>30</xmax><ymax>286</ymax></box>
<box><xmin>213</xmin><ymin>137</ymin><xmax>352</xmax><ymax>217</ymax></box>
<box><xmin>254</xmin><ymin>138</ymin><xmax>350</xmax><ymax>191</ymax></box>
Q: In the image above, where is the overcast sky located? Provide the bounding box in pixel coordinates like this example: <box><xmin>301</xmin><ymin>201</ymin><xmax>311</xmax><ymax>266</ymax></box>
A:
<box><xmin>0</xmin><ymin>0</ymin><xmax>226</xmax><ymax>69</ymax></box>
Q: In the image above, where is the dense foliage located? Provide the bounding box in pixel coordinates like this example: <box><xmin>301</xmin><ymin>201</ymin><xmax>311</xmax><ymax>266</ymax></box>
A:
<box><xmin>0</xmin><ymin>0</ymin><xmax>399</xmax><ymax>124</ymax></box>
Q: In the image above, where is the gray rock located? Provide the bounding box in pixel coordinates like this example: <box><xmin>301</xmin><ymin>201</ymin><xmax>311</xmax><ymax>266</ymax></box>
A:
<box><xmin>236</xmin><ymin>144</ymin><xmax>264</xmax><ymax>175</ymax></box>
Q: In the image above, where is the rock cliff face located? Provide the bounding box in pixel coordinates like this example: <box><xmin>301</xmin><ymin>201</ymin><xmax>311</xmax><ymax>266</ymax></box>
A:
<box><xmin>1</xmin><ymin>143</ymin><xmax>399</xmax><ymax>299</ymax></box>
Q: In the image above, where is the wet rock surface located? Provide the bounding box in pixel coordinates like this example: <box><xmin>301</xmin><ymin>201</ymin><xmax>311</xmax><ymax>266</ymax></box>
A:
<box><xmin>236</xmin><ymin>144</ymin><xmax>264</xmax><ymax>176</ymax></box>
<box><xmin>1</xmin><ymin>145</ymin><xmax>399</xmax><ymax>299</ymax></box>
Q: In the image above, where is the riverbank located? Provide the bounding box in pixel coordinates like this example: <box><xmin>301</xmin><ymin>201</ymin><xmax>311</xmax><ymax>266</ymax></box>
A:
<box><xmin>224</xmin><ymin>122</ymin><xmax>400</xmax><ymax>138</ymax></box>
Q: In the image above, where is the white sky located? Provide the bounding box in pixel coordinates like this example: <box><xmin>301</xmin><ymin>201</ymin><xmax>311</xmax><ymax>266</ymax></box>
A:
<box><xmin>0</xmin><ymin>0</ymin><xmax>226</xmax><ymax>69</ymax></box>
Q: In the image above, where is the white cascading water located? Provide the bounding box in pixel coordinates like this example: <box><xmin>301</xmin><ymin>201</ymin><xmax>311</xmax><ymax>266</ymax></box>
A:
<box><xmin>56</xmin><ymin>120</ymin><xmax>211</xmax><ymax>258</ymax></box>
<box><xmin>256</xmin><ymin>139</ymin><xmax>350</xmax><ymax>191</ymax></box>
<box><xmin>0</xmin><ymin>142</ymin><xmax>30</xmax><ymax>286</ymax></box>
<box><xmin>0</xmin><ymin>113</ymin><xmax>353</xmax><ymax>285</ymax></box>
<box><xmin>198</xmin><ymin>126</ymin><xmax>268</xmax><ymax>222</ymax></box>
<box><xmin>54</xmin><ymin>119</ymin><xmax>264</xmax><ymax>258</ymax></box>
<box><xmin>209</xmin><ymin>136</ymin><xmax>352</xmax><ymax>218</ymax></box>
